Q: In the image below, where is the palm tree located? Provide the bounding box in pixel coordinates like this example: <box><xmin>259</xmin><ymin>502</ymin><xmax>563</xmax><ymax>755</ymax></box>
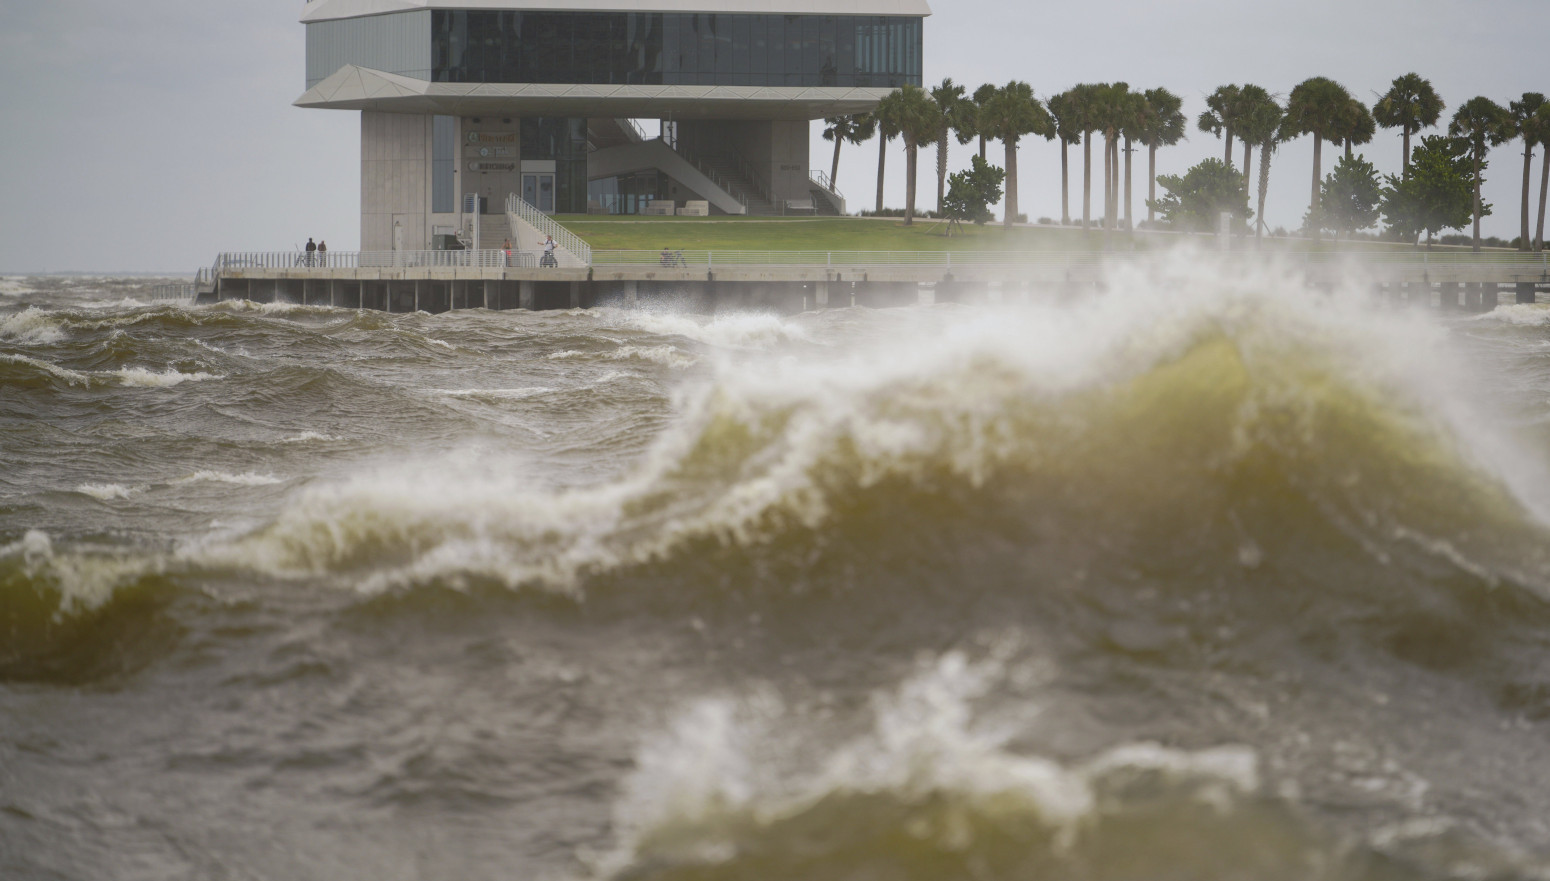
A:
<box><xmin>1283</xmin><ymin>77</ymin><xmax>1357</xmax><ymax>233</ymax></box>
<box><xmin>1449</xmin><ymin>96</ymin><xmax>1515</xmax><ymax>251</ymax></box>
<box><xmin>1372</xmin><ymin>73</ymin><xmax>1445</xmax><ymax>176</ymax></box>
<box><xmin>980</xmin><ymin>81</ymin><xmax>1055</xmax><ymax>228</ymax></box>
<box><xmin>1091</xmin><ymin>82</ymin><xmax>1135</xmax><ymax>231</ymax></box>
<box><xmin>874</xmin><ymin>112</ymin><xmax>898</xmax><ymax>215</ymax></box>
<box><xmin>876</xmin><ymin>85</ymin><xmax>941</xmax><ymax>226</ymax></box>
<box><xmin>970</xmin><ymin>83</ymin><xmax>998</xmax><ymax>161</ymax></box>
<box><xmin>1048</xmin><ymin>90</ymin><xmax>1085</xmax><ymax>225</ymax></box>
<box><xmin>1531</xmin><ymin>104</ymin><xmax>1550</xmax><ymax>251</ymax></box>
<box><xmin>821</xmin><ymin>114</ymin><xmax>876</xmax><ymax>196</ymax></box>
<box><xmin>930</xmin><ymin>78</ymin><xmax>967</xmax><ymax>213</ymax></box>
<box><xmin>1117</xmin><ymin>90</ymin><xmax>1148</xmax><ymax>231</ymax></box>
<box><xmin>1137</xmin><ymin>87</ymin><xmax>1187</xmax><ymax>225</ymax></box>
<box><xmin>1342</xmin><ymin>98</ymin><xmax>1375</xmax><ymax>160</ymax></box>
<box><xmin>1509</xmin><ymin>93</ymin><xmax>1548</xmax><ymax>250</ymax></box>
<box><xmin>1199</xmin><ymin>84</ymin><xmax>1243</xmax><ymax>166</ymax></box>
<box><xmin>1234</xmin><ymin>89</ymin><xmax>1283</xmax><ymax>242</ymax></box>
<box><xmin>1070</xmin><ymin>83</ymin><xmax>1103</xmax><ymax>228</ymax></box>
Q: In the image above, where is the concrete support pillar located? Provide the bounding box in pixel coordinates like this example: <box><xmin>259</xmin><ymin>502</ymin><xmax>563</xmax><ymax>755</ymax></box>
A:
<box><xmin>519</xmin><ymin>281</ymin><xmax>535</xmax><ymax>310</ymax></box>
<box><xmin>1515</xmin><ymin>281</ymin><xmax>1535</xmax><ymax>305</ymax></box>
<box><xmin>814</xmin><ymin>281</ymin><xmax>830</xmax><ymax>309</ymax></box>
<box><xmin>624</xmin><ymin>280</ymin><xmax>639</xmax><ymax>307</ymax></box>
<box><xmin>1439</xmin><ymin>281</ymin><xmax>1462</xmax><ymax>310</ymax></box>
<box><xmin>414</xmin><ymin>280</ymin><xmax>421</xmax><ymax>313</ymax></box>
<box><xmin>1469</xmin><ymin>281</ymin><xmax>1487</xmax><ymax>312</ymax></box>
<box><xmin>569</xmin><ymin>282</ymin><xmax>582</xmax><ymax>310</ymax></box>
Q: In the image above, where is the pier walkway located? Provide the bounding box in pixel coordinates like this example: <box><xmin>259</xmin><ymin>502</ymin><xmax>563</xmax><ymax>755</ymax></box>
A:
<box><xmin>198</xmin><ymin>249</ymin><xmax>1550</xmax><ymax>313</ymax></box>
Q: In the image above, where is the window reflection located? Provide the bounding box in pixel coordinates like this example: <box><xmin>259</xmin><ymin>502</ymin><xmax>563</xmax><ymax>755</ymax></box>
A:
<box><xmin>427</xmin><ymin>11</ymin><xmax>921</xmax><ymax>88</ymax></box>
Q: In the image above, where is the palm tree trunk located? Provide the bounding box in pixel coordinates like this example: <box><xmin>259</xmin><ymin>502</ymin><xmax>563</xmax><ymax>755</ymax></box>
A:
<box><xmin>830</xmin><ymin>137</ymin><xmax>843</xmax><ymax>194</ymax></box>
<box><xmin>1538</xmin><ymin>147</ymin><xmax>1549</xmax><ymax>251</ymax></box>
<box><xmin>1112</xmin><ymin>138</ymin><xmax>1121</xmax><ymax>228</ymax></box>
<box><xmin>1345</xmin><ymin>139</ymin><xmax>1353</xmax><ymax>161</ymax></box>
<box><xmin>1402</xmin><ymin>128</ymin><xmax>1412</xmax><ymax>177</ymax></box>
<box><xmin>1257</xmin><ymin>141</ymin><xmax>1271</xmax><ymax>245</ymax></box>
<box><xmin>876</xmin><ymin>136</ymin><xmax>887</xmax><ymax>214</ymax></box>
<box><xmin>1102</xmin><ymin>134</ymin><xmax>1113</xmax><ymax>230</ymax></box>
<box><xmin>978</xmin><ymin>134</ymin><xmax>986</xmax><ymax>162</ymax></box>
<box><xmin>1310</xmin><ymin>137</ymin><xmax>1323</xmax><ymax>237</ymax></box>
<box><xmin>1083</xmin><ymin>133</ymin><xmax>1093</xmax><ymax>228</ymax></box>
<box><xmin>1241</xmin><ymin>143</ymin><xmax>1253</xmax><ymax>238</ymax></box>
<box><xmin>1148</xmin><ymin>145</ymin><xmax>1157</xmax><ymax>224</ymax></box>
<box><xmin>937</xmin><ymin>133</ymin><xmax>949</xmax><ymax>213</ymax></box>
<box><xmin>905</xmin><ymin>142</ymin><xmax>917</xmax><ymax>226</ymax></box>
<box><xmin>1472</xmin><ymin>149</ymin><xmax>1483</xmax><ymax>252</ymax></box>
<box><xmin>1521</xmin><ymin>140</ymin><xmax>1534</xmax><ymax>250</ymax></box>
<box><xmin>1061</xmin><ymin>142</ymin><xmax>1070</xmax><ymax>225</ymax></box>
<box><xmin>1224</xmin><ymin>130</ymin><xmax>1233</xmax><ymax>166</ymax></box>
<box><xmin>1004</xmin><ymin>138</ymin><xmax>1018</xmax><ymax>227</ymax></box>
<box><xmin>1123</xmin><ymin>137</ymin><xmax>1133</xmax><ymax>231</ymax></box>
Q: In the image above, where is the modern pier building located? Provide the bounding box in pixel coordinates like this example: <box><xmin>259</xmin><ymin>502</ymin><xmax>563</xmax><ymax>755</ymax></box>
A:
<box><xmin>296</xmin><ymin>0</ymin><xmax>929</xmax><ymax>253</ymax></box>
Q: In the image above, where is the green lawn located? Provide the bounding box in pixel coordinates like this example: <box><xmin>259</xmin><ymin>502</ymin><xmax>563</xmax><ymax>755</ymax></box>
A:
<box><xmin>554</xmin><ymin>215</ymin><xmax>1483</xmax><ymax>254</ymax></box>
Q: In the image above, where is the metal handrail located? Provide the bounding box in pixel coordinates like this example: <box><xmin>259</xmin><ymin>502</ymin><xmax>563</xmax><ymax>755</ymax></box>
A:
<box><xmin>213</xmin><ymin>250</ymin><xmax>535</xmax><ymax>269</ymax></box>
<box><xmin>810</xmin><ymin>169</ymin><xmax>843</xmax><ymax>199</ymax></box>
<box><xmin>504</xmin><ymin>194</ymin><xmax>591</xmax><ymax>266</ymax></box>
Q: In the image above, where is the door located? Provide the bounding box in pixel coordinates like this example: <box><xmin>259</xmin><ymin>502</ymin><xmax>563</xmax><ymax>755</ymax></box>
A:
<box><xmin>523</xmin><ymin>173</ymin><xmax>557</xmax><ymax>213</ymax></box>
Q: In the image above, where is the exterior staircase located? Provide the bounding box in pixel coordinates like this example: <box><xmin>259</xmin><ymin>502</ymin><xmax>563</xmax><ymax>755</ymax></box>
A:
<box><xmin>695</xmin><ymin>154</ymin><xmax>774</xmax><ymax>215</ymax></box>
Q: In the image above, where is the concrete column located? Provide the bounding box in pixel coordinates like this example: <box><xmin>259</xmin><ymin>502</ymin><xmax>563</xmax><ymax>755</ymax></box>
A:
<box><xmin>519</xmin><ymin>281</ymin><xmax>535</xmax><ymax>310</ymax></box>
<box><xmin>414</xmin><ymin>280</ymin><xmax>421</xmax><ymax>313</ymax></box>
<box><xmin>1516</xmin><ymin>281</ymin><xmax>1536</xmax><ymax>305</ymax></box>
<box><xmin>1440</xmin><ymin>281</ymin><xmax>1462</xmax><ymax>310</ymax></box>
<box><xmin>624</xmin><ymin>280</ymin><xmax>639</xmax><ymax>306</ymax></box>
<box><xmin>814</xmin><ymin>281</ymin><xmax>830</xmax><ymax>309</ymax></box>
<box><xmin>569</xmin><ymin>282</ymin><xmax>582</xmax><ymax>310</ymax></box>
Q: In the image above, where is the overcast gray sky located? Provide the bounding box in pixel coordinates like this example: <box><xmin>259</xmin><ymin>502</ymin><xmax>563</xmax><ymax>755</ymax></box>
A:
<box><xmin>0</xmin><ymin>0</ymin><xmax>1542</xmax><ymax>272</ymax></box>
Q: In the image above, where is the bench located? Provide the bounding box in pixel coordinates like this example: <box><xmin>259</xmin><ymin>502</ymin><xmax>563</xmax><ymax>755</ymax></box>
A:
<box><xmin>784</xmin><ymin>198</ymin><xmax>816</xmax><ymax>215</ymax></box>
<box><xmin>678</xmin><ymin>200</ymin><xmax>709</xmax><ymax>216</ymax></box>
<box><xmin>642</xmin><ymin>200</ymin><xmax>676</xmax><ymax>216</ymax></box>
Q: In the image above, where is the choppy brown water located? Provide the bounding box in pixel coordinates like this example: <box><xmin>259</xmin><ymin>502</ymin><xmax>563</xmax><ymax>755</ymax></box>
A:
<box><xmin>5</xmin><ymin>259</ymin><xmax>1550</xmax><ymax>880</ymax></box>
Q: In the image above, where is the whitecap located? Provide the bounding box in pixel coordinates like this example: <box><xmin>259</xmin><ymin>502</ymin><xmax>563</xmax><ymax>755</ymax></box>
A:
<box><xmin>0</xmin><ymin>306</ymin><xmax>66</xmax><ymax>343</ymax></box>
<box><xmin>0</xmin><ymin>353</ymin><xmax>92</xmax><ymax>386</ymax></box>
<box><xmin>112</xmin><ymin>367</ymin><xmax>224</xmax><ymax>387</ymax></box>
<box><xmin>75</xmin><ymin>483</ymin><xmax>143</xmax><ymax>501</ymax></box>
<box><xmin>173</xmin><ymin>471</ymin><xmax>284</xmax><ymax>487</ymax></box>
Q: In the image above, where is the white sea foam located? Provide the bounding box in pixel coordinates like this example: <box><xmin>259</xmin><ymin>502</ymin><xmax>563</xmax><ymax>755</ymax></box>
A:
<box><xmin>0</xmin><ymin>306</ymin><xmax>66</xmax><ymax>343</ymax></box>
<box><xmin>0</xmin><ymin>277</ymin><xmax>35</xmax><ymax>297</ymax></box>
<box><xmin>548</xmin><ymin>344</ymin><xmax>698</xmax><ymax>368</ymax></box>
<box><xmin>0</xmin><ymin>353</ymin><xmax>92</xmax><ymax>386</ymax></box>
<box><xmin>280</xmin><ymin>431</ymin><xmax>344</xmax><ymax>444</ymax></box>
<box><xmin>441</xmin><ymin>387</ymin><xmax>554</xmax><ymax>401</ymax></box>
<box><xmin>75</xmin><ymin>483</ymin><xmax>143</xmax><ymax>501</ymax></box>
<box><xmin>621</xmin><ymin>310</ymin><xmax>812</xmax><ymax>349</ymax></box>
<box><xmin>174</xmin><ymin>471</ymin><xmax>284</xmax><ymax>487</ymax></box>
<box><xmin>1478</xmin><ymin>303</ymin><xmax>1550</xmax><ymax>326</ymax></box>
<box><xmin>112</xmin><ymin>367</ymin><xmax>224</xmax><ymax>387</ymax></box>
<box><xmin>0</xmin><ymin>529</ymin><xmax>155</xmax><ymax>613</ymax></box>
<box><xmin>601</xmin><ymin>651</ymin><xmax>1260</xmax><ymax>874</ymax></box>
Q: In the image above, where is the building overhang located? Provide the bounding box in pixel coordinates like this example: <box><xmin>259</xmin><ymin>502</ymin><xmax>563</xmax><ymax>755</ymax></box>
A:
<box><xmin>302</xmin><ymin>0</ymin><xmax>931</xmax><ymax>23</ymax></box>
<box><xmin>296</xmin><ymin>65</ymin><xmax>894</xmax><ymax>120</ymax></box>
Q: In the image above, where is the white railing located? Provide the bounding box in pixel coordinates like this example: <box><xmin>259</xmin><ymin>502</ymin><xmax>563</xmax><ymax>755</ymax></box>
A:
<box><xmin>149</xmin><ymin>283</ymin><xmax>195</xmax><ymax>301</ymax></box>
<box><xmin>810</xmin><ymin>169</ymin><xmax>842</xmax><ymax>198</ymax></box>
<box><xmin>504</xmin><ymin>194</ymin><xmax>591</xmax><ymax>266</ymax></box>
<box><xmin>621</xmin><ymin>118</ymin><xmax>648</xmax><ymax>143</ymax></box>
<box><xmin>589</xmin><ymin>249</ymin><xmax>1550</xmax><ymax>270</ymax></box>
<box><xmin>214</xmin><ymin>250</ymin><xmax>538</xmax><ymax>270</ymax></box>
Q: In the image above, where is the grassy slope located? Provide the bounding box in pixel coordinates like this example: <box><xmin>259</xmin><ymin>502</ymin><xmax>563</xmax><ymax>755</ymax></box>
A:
<box><xmin>556</xmin><ymin>215</ymin><xmax>1479</xmax><ymax>254</ymax></box>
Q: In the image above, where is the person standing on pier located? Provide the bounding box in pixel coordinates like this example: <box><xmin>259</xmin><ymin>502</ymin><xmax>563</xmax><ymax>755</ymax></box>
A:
<box><xmin>317</xmin><ymin>240</ymin><xmax>327</xmax><ymax>267</ymax></box>
<box><xmin>305</xmin><ymin>238</ymin><xmax>317</xmax><ymax>267</ymax></box>
<box><xmin>503</xmin><ymin>238</ymin><xmax>512</xmax><ymax>267</ymax></box>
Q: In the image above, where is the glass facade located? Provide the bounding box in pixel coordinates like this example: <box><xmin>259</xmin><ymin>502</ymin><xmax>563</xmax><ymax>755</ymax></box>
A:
<box><xmin>589</xmin><ymin>172</ymin><xmax>664</xmax><ymax>216</ymax></box>
<box><xmin>429</xmin><ymin>12</ymin><xmax>921</xmax><ymax>88</ymax></box>
<box><xmin>522</xmin><ymin>118</ymin><xmax>590</xmax><ymax>215</ymax></box>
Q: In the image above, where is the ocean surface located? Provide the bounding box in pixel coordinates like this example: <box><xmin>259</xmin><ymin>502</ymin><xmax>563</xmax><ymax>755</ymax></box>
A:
<box><xmin>4</xmin><ymin>258</ymin><xmax>1550</xmax><ymax>880</ymax></box>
